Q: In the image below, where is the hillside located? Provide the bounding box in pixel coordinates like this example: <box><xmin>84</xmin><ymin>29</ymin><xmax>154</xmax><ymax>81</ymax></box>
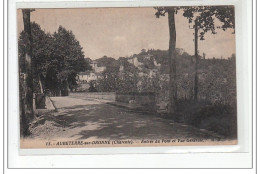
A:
<box><xmin>84</xmin><ymin>49</ymin><xmax>236</xmax><ymax>105</ymax></box>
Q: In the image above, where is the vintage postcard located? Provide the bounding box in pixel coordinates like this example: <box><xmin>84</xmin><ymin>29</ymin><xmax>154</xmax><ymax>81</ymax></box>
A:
<box><xmin>18</xmin><ymin>6</ymin><xmax>237</xmax><ymax>149</ymax></box>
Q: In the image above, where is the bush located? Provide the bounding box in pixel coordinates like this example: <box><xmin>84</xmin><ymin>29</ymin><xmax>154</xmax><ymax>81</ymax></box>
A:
<box><xmin>192</xmin><ymin>103</ymin><xmax>237</xmax><ymax>138</ymax></box>
<box><xmin>174</xmin><ymin>100</ymin><xmax>237</xmax><ymax>139</ymax></box>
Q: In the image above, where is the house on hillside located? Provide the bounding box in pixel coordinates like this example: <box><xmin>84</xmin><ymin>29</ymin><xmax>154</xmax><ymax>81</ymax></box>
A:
<box><xmin>127</xmin><ymin>57</ymin><xmax>143</xmax><ymax>67</ymax></box>
<box><xmin>77</xmin><ymin>71</ymin><xmax>101</xmax><ymax>83</ymax></box>
<box><xmin>119</xmin><ymin>65</ymin><xmax>124</xmax><ymax>72</ymax></box>
<box><xmin>90</xmin><ymin>60</ymin><xmax>106</xmax><ymax>73</ymax></box>
<box><xmin>144</xmin><ymin>54</ymin><xmax>153</xmax><ymax>60</ymax></box>
<box><xmin>153</xmin><ymin>60</ymin><xmax>161</xmax><ymax>67</ymax></box>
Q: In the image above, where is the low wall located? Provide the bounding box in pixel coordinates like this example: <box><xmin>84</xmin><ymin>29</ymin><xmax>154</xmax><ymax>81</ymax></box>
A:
<box><xmin>72</xmin><ymin>92</ymin><xmax>116</xmax><ymax>101</ymax></box>
<box><xmin>116</xmin><ymin>92</ymin><xmax>156</xmax><ymax>111</ymax></box>
<box><xmin>115</xmin><ymin>94</ymin><xmax>134</xmax><ymax>103</ymax></box>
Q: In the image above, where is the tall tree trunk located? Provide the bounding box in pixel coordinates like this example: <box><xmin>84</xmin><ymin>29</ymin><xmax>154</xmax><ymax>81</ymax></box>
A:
<box><xmin>19</xmin><ymin>72</ymin><xmax>29</xmax><ymax>136</ymax></box>
<box><xmin>61</xmin><ymin>79</ymin><xmax>69</xmax><ymax>96</ymax></box>
<box><xmin>21</xmin><ymin>9</ymin><xmax>34</xmax><ymax>136</ymax></box>
<box><xmin>194</xmin><ymin>18</ymin><xmax>199</xmax><ymax>101</ymax></box>
<box><xmin>168</xmin><ymin>9</ymin><xmax>177</xmax><ymax>114</ymax></box>
<box><xmin>65</xmin><ymin>79</ymin><xmax>69</xmax><ymax>96</ymax></box>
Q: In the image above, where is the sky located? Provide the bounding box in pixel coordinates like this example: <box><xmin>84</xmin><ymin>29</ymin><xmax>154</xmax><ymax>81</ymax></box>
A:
<box><xmin>17</xmin><ymin>8</ymin><xmax>236</xmax><ymax>60</ymax></box>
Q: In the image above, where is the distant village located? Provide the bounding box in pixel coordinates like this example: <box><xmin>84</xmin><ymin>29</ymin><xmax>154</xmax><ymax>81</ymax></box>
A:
<box><xmin>76</xmin><ymin>49</ymin><xmax>236</xmax><ymax>106</ymax></box>
<box><xmin>77</xmin><ymin>53</ymin><xmax>160</xmax><ymax>83</ymax></box>
<box><xmin>77</xmin><ymin>60</ymin><xmax>106</xmax><ymax>83</ymax></box>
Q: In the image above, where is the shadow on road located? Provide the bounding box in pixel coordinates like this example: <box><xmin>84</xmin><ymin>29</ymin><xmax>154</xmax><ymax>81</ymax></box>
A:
<box><xmin>45</xmin><ymin>103</ymin><xmax>217</xmax><ymax>140</ymax></box>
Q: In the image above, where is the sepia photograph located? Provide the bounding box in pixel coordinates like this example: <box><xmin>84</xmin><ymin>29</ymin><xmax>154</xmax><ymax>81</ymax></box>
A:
<box><xmin>18</xmin><ymin>6</ymin><xmax>237</xmax><ymax>148</ymax></box>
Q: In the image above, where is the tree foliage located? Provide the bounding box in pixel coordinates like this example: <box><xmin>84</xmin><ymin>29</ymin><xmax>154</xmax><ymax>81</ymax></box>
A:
<box><xmin>154</xmin><ymin>7</ymin><xmax>181</xmax><ymax>18</ymax></box>
<box><xmin>182</xmin><ymin>6</ymin><xmax>235</xmax><ymax>40</ymax></box>
<box><xmin>52</xmin><ymin>26</ymin><xmax>88</xmax><ymax>93</ymax></box>
<box><xmin>18</xmin><ymin>23</ymin><xmax>90</xmax><ymax>95</ymax></box>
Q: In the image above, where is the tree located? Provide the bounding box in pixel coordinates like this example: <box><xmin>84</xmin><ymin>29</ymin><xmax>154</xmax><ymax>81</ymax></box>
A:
<box><xmin>94</xmin><ymin>56</ymin><xmax>119</xmax><ymax>92</ymax></box>
<box><xmin>53</xmin><ymin>26</ymin><xmax>87</xmax><ymax>95</ymax></box>
<box><xmin>19</xmin><ymin>24</ymin><xmax>90</xmax><ymax>96</ymax></box>
<box><xmin>182</xmin><ymin>6</ymin><xmax>235</xmax><ymax>101</ymax></box>
<box><xmin>155</xmin><ymin>7</ymin><xmax>180</xmax><ymax>114</ymax></box>
<box><xmin>19</xmin><ymin>22</ymin><xmax>55</xmax><ymax>94</ymax></box>
<box><xmin>20</xmin><ymin>9</ymin><xmax>34</xmax><ymax>136</ymax></box>
<box><xmin>95</xmin><ymin>56</ymin><xmax>117</xmax><ymax>67</ymax></box>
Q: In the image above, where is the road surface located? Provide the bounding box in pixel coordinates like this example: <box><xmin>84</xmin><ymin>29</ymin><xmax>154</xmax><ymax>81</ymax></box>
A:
<box><xmin>27</xmin><ymin>94</ymin><xmax>219</xmax><ymax>141</ymax></box>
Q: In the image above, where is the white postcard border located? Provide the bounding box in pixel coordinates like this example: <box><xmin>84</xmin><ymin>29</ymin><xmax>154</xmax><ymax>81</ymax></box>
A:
<box><xmin>6</xmin><ymin>0</ymin><xmax>254</xmax><ymax>169</ymax></box>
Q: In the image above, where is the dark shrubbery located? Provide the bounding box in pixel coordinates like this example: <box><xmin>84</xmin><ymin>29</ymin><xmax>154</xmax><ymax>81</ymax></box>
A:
<box><xmin>192</xmin><ymin>103</ymin><xmax>237</xmax><ymax>139</ymax></box>
<box><xmin>174</xmin><ymin>100</ymin><xmax>237</xmax><ymax>139</ymax></box>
